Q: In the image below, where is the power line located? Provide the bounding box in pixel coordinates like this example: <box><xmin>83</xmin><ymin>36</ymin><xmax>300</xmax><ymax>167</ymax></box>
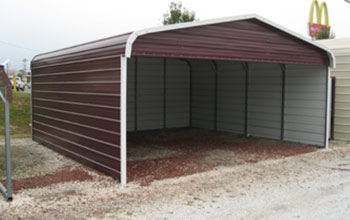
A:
<box><xmin>0</xmin><ymin>40</ymin><xmax>43</xmax><ymax>53</ymax></box>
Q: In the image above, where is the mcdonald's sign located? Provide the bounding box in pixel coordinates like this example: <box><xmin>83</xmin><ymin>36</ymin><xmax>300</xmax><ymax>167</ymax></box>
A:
<box><xmin>309</xmin><ymin>0</ymin><xmax>330</xmax><ymax>37</ymax></box>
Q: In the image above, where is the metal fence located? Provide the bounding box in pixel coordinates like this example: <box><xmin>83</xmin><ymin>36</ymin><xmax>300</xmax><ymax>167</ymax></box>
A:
<box><xmin>0</xmin><ymin>61</ymin><xmax>12</xmax><ymax>201</ymax></box>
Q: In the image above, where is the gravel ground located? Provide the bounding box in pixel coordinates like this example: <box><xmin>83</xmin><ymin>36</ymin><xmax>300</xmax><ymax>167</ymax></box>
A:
<box><xmin>0</xmin><ymin>138</ymin><xmax>349</xmax><ymax>219</ymax></box>
<box><xmin>0</xmin><ymin>138</ymin><xmax>76</xmax><ymax>179</ymax></box>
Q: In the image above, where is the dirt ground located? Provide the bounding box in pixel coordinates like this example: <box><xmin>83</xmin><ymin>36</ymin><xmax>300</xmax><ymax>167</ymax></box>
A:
<box><xmin>0</xmin><ymin>130</ymin><xmax>349</xmax><ymax>219</ymax></box>
<box><xmin>127</xmin><ymin>129</ymin><xmax>315</xmax><ymax>185</ymax></box>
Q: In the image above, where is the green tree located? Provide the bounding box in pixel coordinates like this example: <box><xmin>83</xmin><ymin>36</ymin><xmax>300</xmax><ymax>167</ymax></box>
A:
<box><xmin>17</xmin><ymin>69</ymin><xmax>25</xmax><ymax>79</ymax></box>
<box><xmin>316</xmin><ymin>27</ymin><xmax>335</xmax><ymax>40</ymax></box>
<box><xmin>163</xmin><ymin>2</ymin><xmax>196</xmax><ymax>25</ymax></box>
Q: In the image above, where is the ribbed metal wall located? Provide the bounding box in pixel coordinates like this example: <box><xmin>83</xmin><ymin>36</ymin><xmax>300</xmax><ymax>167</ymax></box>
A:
<box><xmin>31</xmin><ymin>38</ymin><xmax>125</xmax><ymax>179</ymax></box>
<box><xmin>126</xmin><ymin>57</ymin><xmax>327</xmax><ymax>146</ymax></box>
<box><xmin>166</xmin><ymin>59</ymin><xmax>190</xmax><ymax>127</ymax></box>
<box><xmin>318</xmin><ymin>38</ymin><xmax>350</xmax><ymax>141</ymax></box>
<box><xmin>247</xmin><ymin>63</ymin><xmax>282</xmax><ymax>139</ymax></box>
<box><xmin>284</xmin><ymin>65</ymin><xmax>327</xmax><ymax>146</ymax></box>
<box><xmin>191</xmin><ymin>60</ymin><xmax>215</xmax><ymax>129</ymax></box>
<box><xmin>136</xmin><ymin>57</ymin><xmax>164</xmax><ymax>130</ymax></box>
<box><xmin>133</xmin><ymin>19</ymin><xmax>329</xmax><ymax>66</ymax></box>
<box><xmin>217</xmin><ymin>61</ymin><xmax>245</xmax><ymax>134</ymax></box>
<box><xmin>126</xmin><ymin>57</ymin><xmax>190</xmax><ymax>131</ymax></box>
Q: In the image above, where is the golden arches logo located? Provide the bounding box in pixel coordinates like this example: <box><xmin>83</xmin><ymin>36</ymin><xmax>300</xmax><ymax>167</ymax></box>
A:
<box><xmin>309</xmin><ymin>0</ymin><xmax>330</xmax><ymax>27</ymax></box>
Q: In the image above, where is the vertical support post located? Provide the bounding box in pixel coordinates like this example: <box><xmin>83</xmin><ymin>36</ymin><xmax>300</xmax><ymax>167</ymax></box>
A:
<box><xmin>212</xmin><ymin>61</ymin><xmax>218</xmax><ymax>131</ymax></box>
<box><xmin>163</xmin><ymin>58</ymin><xmax>167</xmax><ymax>129</ymax></box>
<box><xmin>4</xmin><ymin>99</ymin><xmax>12</xmax><ymax>199</ymax></box>
<box><xmin>120</xmin><ymin>55</ymin><xmax>127</xmax><ymax>185</ymax></box>
<box><xmin>180</xmin><ymin>59</ymin><xmax>193</xmax><ymax>127</ymax></box>
<box><xmin>242</xmin><ymin>62</ymin><xmax>249</xmax><ymax>136</ymax></box>
<box><xmin>325</xmin><ymin>67</ymin><xmax>330</xmax><ymax>148</ymax></box>
<box><xmin>134</xmin><ymin>57</ymin><xmax>138</xmax><ymax>131</ymax></box>
<box><xmin>330</xmin><ymin>76</ymin><xmax>336</xmax><ymax>140</ymax></box>
<box><xmin>280</xmin><ymin>64</ymin><xmax>286</xmax><ymax>141</ymax></box>
<box><xmin>189</xmin><ymin>62</ymin><xmax>193</xmax><ymax>128</ymax></box>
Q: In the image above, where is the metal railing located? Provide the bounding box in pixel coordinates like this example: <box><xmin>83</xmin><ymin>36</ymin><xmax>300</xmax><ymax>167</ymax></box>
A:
<box><xmin>0</xmin><ymin>61</ymin><xmax>12</xmax><ymax>201</ymax></box>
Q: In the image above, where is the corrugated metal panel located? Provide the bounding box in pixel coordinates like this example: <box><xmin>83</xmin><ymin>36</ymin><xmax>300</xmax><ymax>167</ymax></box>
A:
<box><xmin>31</xmin><ymin>45</ymin><xmax>122</xmax><ymax>179</ymax></box>
<box><xmin>132</xmin><ymin>19</ymin><xmax>329</xmax><ymax>66</ymax></box>
<box><xmin>216</xmin><ymin>61</ymin><xmax>245</xmax><ymax>134</ymax></box>
<box><xmin>248</xmin><ymin>63</ymin><xmax>282</xmax><ymax>139</ymax></box>
<box><xmin>136</xmin><ymin>57</ymin><xmax>164</xmax><ymax>130</ymax></box>
<box><xmin>191</xmin><ymin>60</ymin><xmax>215</xmax><ymax>129</ymax></box>
<box><xmin>32</xmin><ymin>33</ymin><xmax>131</xmax><ymax>65</ymax></box>
<box><xmin>126</xmin><ymin>57</ymin><xmax>190</xmax><ymax>131</ymax></box>
<box><xmin>284</xmin><ymin>64</ymin><xmax>327</xmax><ymax>146</ymax></box>
<box><xmin>166</xmin><ymin>59</ymin><xmax>190</xmax><ymax>127</ymax></box>
<box><xmin>126</xmin><ymin>57</ymin><xmax>136</xmax><ymax>131</ymax></box>
<box><xmin>318</xmin><ymin>38</ymin><xmax>350</xmax><ymax>141</ymax></box>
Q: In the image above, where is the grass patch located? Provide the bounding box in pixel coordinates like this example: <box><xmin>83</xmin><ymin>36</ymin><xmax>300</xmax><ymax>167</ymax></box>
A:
<box><xmin>0</xmin><ymin>92</ymin><xmax>31</xmax><ymax>137</ymax></box>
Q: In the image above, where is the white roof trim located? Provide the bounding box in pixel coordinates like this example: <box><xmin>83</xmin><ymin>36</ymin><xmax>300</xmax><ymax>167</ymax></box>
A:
<box><xmin>1</xmin><ymin>59</ymin><xmax>9</xmax><ymax>66</ymax></box>
<box><xmin>125</xmin><ymin>14</ymin><xmax>335</xmax><ymax>67</ymax></box>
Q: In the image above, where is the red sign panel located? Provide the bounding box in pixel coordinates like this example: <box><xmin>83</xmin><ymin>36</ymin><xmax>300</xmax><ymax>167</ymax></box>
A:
<box><xmin>309</xmin><ymin>23</ymin><xmax>329</xmax><ymax>37</ymax></box>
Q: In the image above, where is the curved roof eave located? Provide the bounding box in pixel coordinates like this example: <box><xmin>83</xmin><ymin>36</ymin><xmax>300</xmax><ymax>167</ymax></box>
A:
<box><xmin>125</xmin><ymin>14</ymin><xmax>335</xmax><ymax>68</ymax></box>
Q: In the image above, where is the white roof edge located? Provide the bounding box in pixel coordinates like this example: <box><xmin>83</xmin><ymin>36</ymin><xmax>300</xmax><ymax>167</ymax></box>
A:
<box><xmin>125</xmin><ymin>14</ymin><xmax>335</xmax><ymax>67</ymax></box>
<box><xmin>1</xmin><ymin>59</ymin><xmax>9</xmax><ymax>66</ymax></box>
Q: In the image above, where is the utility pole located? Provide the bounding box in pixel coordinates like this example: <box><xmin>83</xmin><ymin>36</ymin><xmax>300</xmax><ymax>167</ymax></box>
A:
<box><xmin>22</xmin><ymin>58</ymin><xmax>27</xmax><ymax>76</ymax></box>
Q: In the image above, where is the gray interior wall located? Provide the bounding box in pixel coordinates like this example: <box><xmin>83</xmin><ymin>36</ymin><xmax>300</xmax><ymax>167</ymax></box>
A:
<box><xmin>126</xmin><ymin>56</ymin><xmax>327</xmax><ymax>147</ymax></box>
<box><xmin>166</xmin><ymin>59</ymin><xmax>190</xmax><ymax>127</ymax></box>
<box><xmin>127</xmin><ymin>57</ymin><xmax>190</xmax><ymax>131</ymax></box>
<box><xmin>248</xmin><ymin>63</ymin><xmax>282</xmax><ymax>139</ymax></box>
<box><xmin>284</xmin><ymin>64</ymin><xmax>327</xmax><ymax>146</ymax></box>
<box><xmin>191</xmin><ymin>60</ymin><xmax>215</xmax><ymax>129</ymax></box>
<box><xmin>216</xmin><ymin>61</ymin><xmax>245</xmax><ymax>134</ymax></box>
<box><xmin>136</xmin><ymin>57</ymin><xmax>164</xmax><ymax>130</ymax></box>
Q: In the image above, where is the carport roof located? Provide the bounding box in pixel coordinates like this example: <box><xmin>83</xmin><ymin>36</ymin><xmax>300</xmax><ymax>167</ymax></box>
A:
<box><xmin>33</xmin><ymin>14</ymin><xmax>335</xmax><ymax>67</ymax></box>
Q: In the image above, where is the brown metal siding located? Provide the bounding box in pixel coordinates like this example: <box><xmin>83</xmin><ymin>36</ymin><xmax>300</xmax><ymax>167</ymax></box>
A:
<box><xmin>132</xmin><ymin>19</ymin><xmax>329</xmax><ymax>66</ymax></box>
<box><xmin>31</xmin><ymin>36</ymin><xmax>125</xmax><ymax>179</ymax></box>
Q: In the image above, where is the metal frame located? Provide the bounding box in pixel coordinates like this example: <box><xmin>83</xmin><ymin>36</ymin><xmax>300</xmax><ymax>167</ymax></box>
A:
<box><xmin>134</xmin><ymin>57</ymin><xmax>138</xmax><ymax>131</ymax></box>
<box><xmin>325</xmin><ymin>67</ymin><xmax>330</xmax><ymax>148</ymax></box>
<box><xmin>211</xmin><ymin>61</ymin><xmax>218</xmax><ymax>130</ymax></box>
<box><xmin>179</xmin><ymin>59</ymin><xmax>193</xmax><ymax>127</ymax></box>
<box><xmin>280</xmin><ymin>64</ymin><xmax>286</xmax><ymax>141</ymax></box>
<box><xmin>163</xmin><ymin>58</ymin><xmax>167</xmax><ymax>129</ymax></box>
<box><xmin>241</xmin><ymin>62</ymin><xmax>249</xmax><ymax>136</ymax></box>
<box><xmin>120</xmin><ymin>56</ymin><xmax>127</xmax><ymax>184</ymax></box>
<box><xmin>0</xmin><ymin>65</ymin><xmax>12</xmax><ymax>200</ymax></box>
<box><xmin>330</xmin><ymin>76</ymin><xmax>336</xmax><ymax>140</ymax></box>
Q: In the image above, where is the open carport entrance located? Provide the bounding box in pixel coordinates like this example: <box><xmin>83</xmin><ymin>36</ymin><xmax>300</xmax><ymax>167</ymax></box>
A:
<box><xmin>31</xmin><ymin>15</ymin><xmax>334</xmax><ymax>183</ymax></box>
<box><xmin>125</xmin><ymin>56</ymin><xmax>328</xmax><ymax>183</ymax></box>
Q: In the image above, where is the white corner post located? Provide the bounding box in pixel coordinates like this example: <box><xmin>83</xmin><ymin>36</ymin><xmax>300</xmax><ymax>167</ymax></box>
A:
<box><xmin>120</xmin><ymin>55</ymin><xmax>127</xmax><ymax>185</ymax></box>
<box><xmin>325</xmin><ymin>67</ymin><xmax>331</xmax><ymax>149</ymax></box>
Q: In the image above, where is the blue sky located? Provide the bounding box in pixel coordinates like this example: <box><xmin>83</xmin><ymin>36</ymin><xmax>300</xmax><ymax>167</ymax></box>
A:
<box><xmin>1</xmin><ymin>0</ymin><xmax>349</xmax><ymax>71</ymax></box>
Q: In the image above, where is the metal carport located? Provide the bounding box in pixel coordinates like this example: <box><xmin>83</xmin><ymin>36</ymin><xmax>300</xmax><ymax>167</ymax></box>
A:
<box><xmin>31</xmin><ymin>14</ymin><xmax>335</xmax><ymax>183</ymax></box>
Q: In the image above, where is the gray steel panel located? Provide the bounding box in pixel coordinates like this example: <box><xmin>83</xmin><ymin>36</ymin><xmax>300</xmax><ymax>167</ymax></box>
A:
<box><xmin>247</xmin><ymin>63</ymin><xmax>282</xmax><ymax>139</ymax></box>
<box><xmin>192</xmin><ymin>60</ymin><xmax>215</xmax><ymax>130</ymax></box>
<box><xmin>216</xmin><ymin>61</ymin><xmax>245</xmax><ymax>133</ymax></box>
<box><xmin>166</xmin><ymin>59</ymin><xmax>190</xmax><ymax>128</ymax></box>
<box><xmin>127</xmin><ymin>57</ymin><xmax>190</xmax><ymax>131</ymax></box>
<box><xmin>284</xmin><ymin>64</ymin><xmax>327</xmax><ymax>146</ymax></box>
